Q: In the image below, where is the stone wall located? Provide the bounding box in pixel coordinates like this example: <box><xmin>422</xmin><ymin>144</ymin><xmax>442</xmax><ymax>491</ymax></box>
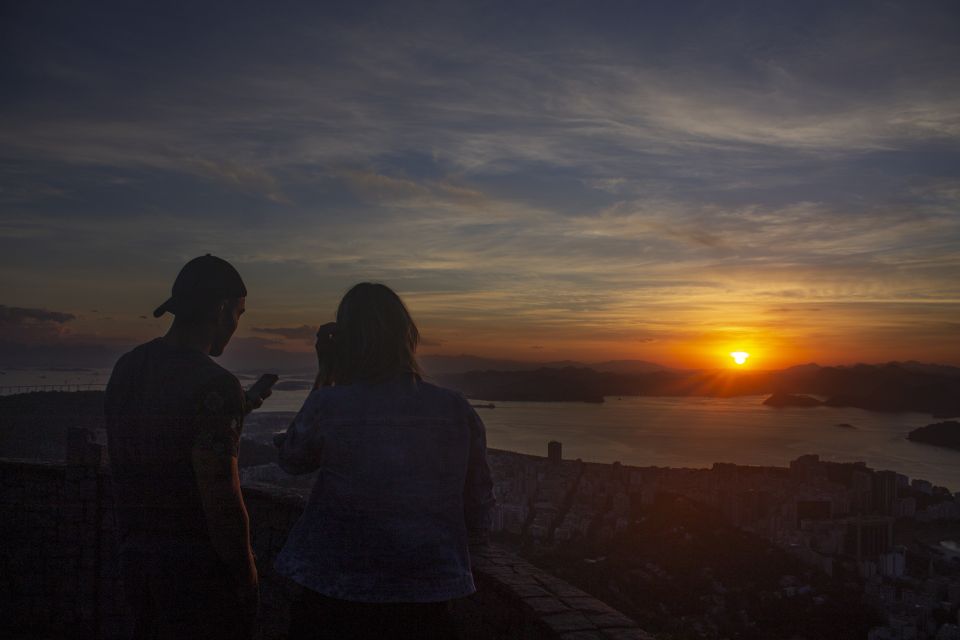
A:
<box><xmin>0</xmin><ymin>457</ymin><xmax>128</xmax><ymax>639</ymax></box>
<box><xmin>1</xmin><ymin>434</ymin><xmax>652</xmax><ymax>639</ymax></box>
<box><xmin>453</xmin><ymin>545</ymin><xmax>654</xmax><ymax>640</ymax></box>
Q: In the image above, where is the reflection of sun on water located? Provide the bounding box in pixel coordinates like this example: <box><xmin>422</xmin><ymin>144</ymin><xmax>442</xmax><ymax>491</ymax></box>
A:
<box><xmin>730</xmin><ymin>351</ymin><xmax>750</xmax><ymax>365</ymax></box>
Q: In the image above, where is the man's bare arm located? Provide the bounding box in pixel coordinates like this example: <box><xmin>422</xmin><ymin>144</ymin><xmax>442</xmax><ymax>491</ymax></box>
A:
<box><xmin>192</xmin><ymin>390</ymin><xmax>257</xmax><ymax>588</ymax></box>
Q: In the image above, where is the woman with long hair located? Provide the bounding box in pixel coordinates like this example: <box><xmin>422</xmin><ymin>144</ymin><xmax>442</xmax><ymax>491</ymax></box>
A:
<box><xmin>274</xmin><ymin>282</ymin><xmax>495</xmax><ymax>639</ymax></box>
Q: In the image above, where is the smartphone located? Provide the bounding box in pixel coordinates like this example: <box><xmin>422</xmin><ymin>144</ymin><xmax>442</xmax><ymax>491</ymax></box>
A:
<box><xmin>247</xmin><ymin>373</ymin><xmax>279</xmax><ymax>401</ymax></box>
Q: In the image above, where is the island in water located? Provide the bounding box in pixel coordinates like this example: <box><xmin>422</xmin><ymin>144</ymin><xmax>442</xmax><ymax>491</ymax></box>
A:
<box><xmin>763</xmin><ymin>393</ymin><xmax>823</xmax><ymax>407</ymax></box>
<box><xmin>907</xmin><ymin>421</ymin><xmax>960</xmax><ymax>451</ymax></box>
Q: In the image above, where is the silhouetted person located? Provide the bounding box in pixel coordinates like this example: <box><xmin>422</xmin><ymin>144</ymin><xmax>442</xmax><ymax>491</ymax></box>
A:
<box><xmin>274</xmin><ymin>282</ymin><xmax>495</xmax><ymax>640</ymax></box>
<box><xmin>104</xmin><ymin>255</ymin><xmax>264</xmax><ymax>639</ymax></box>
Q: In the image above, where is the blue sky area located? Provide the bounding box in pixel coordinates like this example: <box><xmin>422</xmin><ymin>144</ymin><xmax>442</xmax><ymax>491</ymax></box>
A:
<box><xmin>1</xmin><ymin>0</ymin><xmax>958</xmax><ymax>369</ymax></box>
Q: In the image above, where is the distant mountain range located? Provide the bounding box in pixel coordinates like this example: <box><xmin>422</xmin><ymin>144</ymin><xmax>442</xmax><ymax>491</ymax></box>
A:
<box><xmin>418</xmin><ymin>354</ymin><xmax>677</xmax><ymax>376</ymax></box>
<box><xmin>220</xmin><ymin>352</ymin><xmax>678</xmax><ymax>379</ymax></box>
<box><xmin>6</xmin><ymin>343</ymin><xmax>957</xmax><ymax>418</ymax></box>
<box><xmin>433</xmin><ymin>361</ymin><xmax>960</xmax><ymax>416</ymax></box>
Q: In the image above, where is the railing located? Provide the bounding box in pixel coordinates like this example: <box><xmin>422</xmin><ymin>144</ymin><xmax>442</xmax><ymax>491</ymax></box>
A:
<box><xmin>0</xmin><ymin>384</ymin><xmax>107</xmax><ymax>395</ymax></box>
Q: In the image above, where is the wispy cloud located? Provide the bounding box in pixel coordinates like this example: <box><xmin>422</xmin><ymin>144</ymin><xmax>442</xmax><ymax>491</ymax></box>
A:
<box><xmin>252</xmin><ymin>325</ymin><xmax>318</xmax><ymax>344</ymax></box>
<box><xmin>0</xmin><ymin>304</ymin><xmax>75</xmax><ymax>327</ymax></box>
<box><xmin>1</xmin><ymin>0</ymin><xmax>959</xmax><ymax>366</ymax></box>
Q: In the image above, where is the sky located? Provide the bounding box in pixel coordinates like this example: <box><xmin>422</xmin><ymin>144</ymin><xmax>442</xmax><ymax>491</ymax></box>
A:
<box><xmin>1</xmin><ymin>0</ymin><xmax>959</xmax><ymax>371</ymax></box>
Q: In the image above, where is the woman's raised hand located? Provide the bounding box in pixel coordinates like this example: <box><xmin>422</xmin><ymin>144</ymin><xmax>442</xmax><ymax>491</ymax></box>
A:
<box><xmin>314</xmin><ymin>322</ymin><xmax>338</xmax><ymax>388</ymax></box>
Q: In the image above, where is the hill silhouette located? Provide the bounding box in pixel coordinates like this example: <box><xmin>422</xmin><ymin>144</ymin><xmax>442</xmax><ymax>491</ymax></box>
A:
<box><xmin>907</xmin><ymin>421</ymin><xmax>960</xmax><ymax>451</ymax></box>
<box><xmin>437</xmin><ymin>362</ymin><xmax>960</xmax><ymax>416</ymax></box>
<box><xmin>419</xmin><ymin>354</ymin><xmax>674</xmax><ymax>376</ymax></box>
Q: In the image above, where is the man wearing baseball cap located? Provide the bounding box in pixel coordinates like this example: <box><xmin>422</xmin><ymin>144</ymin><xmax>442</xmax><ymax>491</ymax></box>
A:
<box><xmin>105</xmin><ymin>255</ymin><xmax>264</xmax><ymax>639</ymax></box>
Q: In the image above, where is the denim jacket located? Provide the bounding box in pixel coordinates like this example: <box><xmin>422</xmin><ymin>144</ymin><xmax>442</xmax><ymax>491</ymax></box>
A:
<box><xmin>273</xmin><ymin>375</ymin><xmax>495</xmax><ymax>603</ymax></box>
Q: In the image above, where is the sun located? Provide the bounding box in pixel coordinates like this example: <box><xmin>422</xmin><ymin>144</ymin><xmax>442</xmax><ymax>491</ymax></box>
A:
<box><xmin>730</xmin><ymin>351</ymin><xmax>750</xmax><ymax>366</ymax></box>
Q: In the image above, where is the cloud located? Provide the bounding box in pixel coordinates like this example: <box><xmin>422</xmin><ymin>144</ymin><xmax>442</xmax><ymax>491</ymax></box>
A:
<box><xmin>0</xmin><ymin>304</ymin><xmax>76</xmax><ymax>343</ymax></box>
<box><xmin>182</xmin><ymin>157</ymin><xmax>290</xmax><ymax>204</ymax></box>
<box><xmin>0</xmin><ymin>305</ymin><xmax>75</xmax><ymax>325</ymax></box>
<box><xmin>1</xmin><ymin>1</ymin><xmax>959</xmax><ymax>365</ymax></box>
<box><xmin>0</xmin><ymin>306</ymin><xmax>142</xmax><ymax>368</ymax></box>
<box><xmin>0</xmin><ymin>340</ymin><xmax>121</xmax><ymax>369</ymax></box>
<box><xmin>218</xmin><ymin>336</ymin><xmax>314</xmax><ymax>373</ymax></box>
<box><xmin>252</xmin><ymin>325</ymin><xmax>318</xmax><ymax>344</ymax></box>
<box><xmin>252</xmin><ymin>321</ymin><xmax>443</xmax><ymax>349</ymax></box>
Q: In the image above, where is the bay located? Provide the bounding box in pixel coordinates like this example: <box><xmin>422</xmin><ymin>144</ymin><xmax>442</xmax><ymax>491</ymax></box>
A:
<box><xmin>4</xmin><ymin>368</ymin><xmax>958</xmax><ymax>491</ymax></box>
<box><xmin>259</xmin><ymin>389</ymin><xmax>959</xmax><ymax>491</ymax></box>
<box><xmin>475</xmin><ymin>396</ymin><xmax>960</xmax><ymax>491</ymax></box>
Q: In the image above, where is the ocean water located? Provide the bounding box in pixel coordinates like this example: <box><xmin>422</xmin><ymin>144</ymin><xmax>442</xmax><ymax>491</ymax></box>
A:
<box><xmin>474</xmin><ymin>396</ymin><xmax>960</xmax><ymax>491</ymax></box>
<box><xmin>3</xmin><ymin>368</ymin><xmax>958</xmax><ymax>491</ymax></box>
<box><xmin>254</xmin><ymin>387</ymin><xmax>959</xmax><ymax>491</ymax></box>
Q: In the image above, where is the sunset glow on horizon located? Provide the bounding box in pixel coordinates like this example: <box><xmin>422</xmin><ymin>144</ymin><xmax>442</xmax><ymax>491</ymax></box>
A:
<box><xmin>2</xmin><ymin>1</ymin><xmax>959</xmax><ymax>371</ymax></box>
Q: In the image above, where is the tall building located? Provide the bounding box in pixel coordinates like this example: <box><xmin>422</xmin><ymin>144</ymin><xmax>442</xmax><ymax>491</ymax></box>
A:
<box><xmin>844</xmin><ymin>516</ymin><xmax>894</xmax><ymax>560</ymax></box>
<box><xmin>790</xmin><ymin>454</ymin><xmax>826</xmax><ymax>484</ymax></box>
<box><xmin>872</xmin><ymin>470</ymin><xmax>898</xmax><ymax>516</ymax></box>
<box><xmin>548</xmin><ymin>440</ymin><xmax>562</xmax><ymax>464</ymax></box>
<box><xmin>796</xmin><ymin>500</ymin><xmax>832</xmax><ymax>528</ymax></box>
<box><xmin>851</xmin><ymin>469</ymin><xmax>873</xmax><ymax>514</ymax></box>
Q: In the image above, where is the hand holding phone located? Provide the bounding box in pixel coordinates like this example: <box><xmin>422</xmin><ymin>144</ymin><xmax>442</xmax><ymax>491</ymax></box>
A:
<box><xmin>245</xmin><ymin>373</ymin><xmax>279</xmax><ymax>412</ymax></box>
<box><xmin>315</xmin><ymin>322</ymin><xmax>338</xmax><ymax>388</ymax></box>
<box><xmin>315</xmin><ymin>322</ymin><xmax>337</xmax><ymax>362</ymax></box>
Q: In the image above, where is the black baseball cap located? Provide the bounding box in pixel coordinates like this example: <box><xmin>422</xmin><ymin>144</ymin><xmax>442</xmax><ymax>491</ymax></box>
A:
<box><xmin>153</xmin><ymin>254</ymin><xmax>247</xmax><ymax>318</ymax></box>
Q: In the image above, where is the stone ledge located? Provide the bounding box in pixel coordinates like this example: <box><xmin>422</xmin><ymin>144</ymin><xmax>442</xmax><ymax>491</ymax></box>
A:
<box><xmin>468</xmin><ymin>544</ymin><xmax>650</xmax><ymax>638</ymax></box>
<box><xmin>602</xmin><ymin>628</ymin><xmax>658</xmax><ymax>640</ymax></box>
<box><xmin>523</xmin><ymin>596</ymin><xmax>571</xmax><ymax>614</ymax></box>
<box><xmin>3</xmin><ymin>457</ymin><xmax>657</xmax><ymax>640</ymax></box>
<box><xmin>542</xmin><ymin>611</ymin><xmax>596</xmax><ymax>633</ymax></box>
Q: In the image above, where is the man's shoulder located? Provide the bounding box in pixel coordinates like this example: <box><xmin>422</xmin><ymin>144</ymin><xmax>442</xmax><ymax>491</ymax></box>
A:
<box><xmin>110</xmin><ymin>339</ymin><xmax>241</xmax><ymax>402</ymax></box>
<box><xmin>196</xmin><ymin>358</ymin><xmax>239</xmax><ymax>389</ymax></box>
<box><xmin>111</xmin><ymin>339</ymin><xmax>158</xmax><ymax>372</ymax></box>
<box><xmin>194</xmin><ymin>361</ymin><xmax>243</xmax><ymax>414</ymax></box>
<box><xmin>106</xmin><ymin>340</ymin><xmax>160</xmax><ymax>394</ymax></box>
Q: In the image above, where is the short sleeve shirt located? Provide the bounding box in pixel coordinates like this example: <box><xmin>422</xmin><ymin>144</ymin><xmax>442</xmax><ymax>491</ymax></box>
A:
<box><xmin>104</xmin><ymin>338</ymin><xmax>245</xmax><ymax>543</ymax></box>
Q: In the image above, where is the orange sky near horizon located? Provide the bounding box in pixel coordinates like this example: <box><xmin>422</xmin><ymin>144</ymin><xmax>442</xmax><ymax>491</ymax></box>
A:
<box><xmin>8</xmin><ymin>268</ymin><xmax>959</xmax><ymax>371</ymax></box>
<box><xmin>3</xmin><ymin>1</ymin><xmax>959</xmax><ymax>372</ymax></box>
<box><xmin>230</xmin><ymin>307</ymin><xmax>956</xmax><ymax>370</ymax></box>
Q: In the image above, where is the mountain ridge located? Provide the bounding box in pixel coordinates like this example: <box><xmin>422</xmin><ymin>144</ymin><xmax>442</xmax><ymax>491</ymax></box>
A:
<box><xmin>433</xmin><ymin>361</ymin><xmax>960</xmax><ymax>416</ymax></box>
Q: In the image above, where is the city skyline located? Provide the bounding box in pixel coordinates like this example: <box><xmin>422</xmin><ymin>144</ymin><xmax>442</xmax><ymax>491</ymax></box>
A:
<box><xmin>2</xmin><ymin>0</ymin><xmax>959</xmax><ymax>370</ymax></box>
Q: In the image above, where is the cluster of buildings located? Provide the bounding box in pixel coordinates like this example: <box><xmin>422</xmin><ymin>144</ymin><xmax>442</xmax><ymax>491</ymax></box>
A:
<box><xmin>485</xmin><ymin>444</ymin><xmax>960</xmax><ymax>640</ymax></box>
